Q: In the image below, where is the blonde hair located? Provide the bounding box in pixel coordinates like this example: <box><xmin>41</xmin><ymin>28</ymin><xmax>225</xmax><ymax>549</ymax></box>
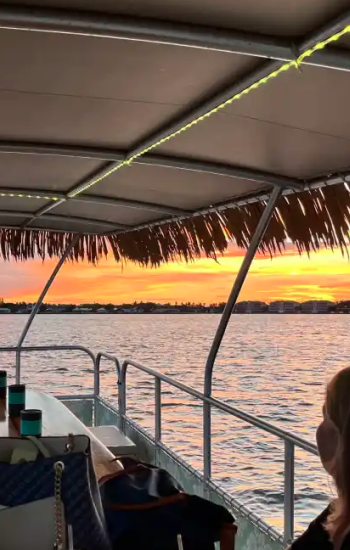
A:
<box><xmin>325</xmin><ymin>367</ymin><xmax>350</xmax><ymax>545</ymax></box>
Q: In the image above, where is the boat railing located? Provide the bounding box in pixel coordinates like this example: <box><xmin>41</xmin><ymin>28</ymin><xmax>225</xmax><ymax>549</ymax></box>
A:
<box><xmin>0</xmin><ymin>344</ymin><xmax>98</xmax><ymax>401</ymax></box>
<box><xmin>119</xmin><ymin>358</ymin><xmax>319</xmax><ymax>544</ymax></box>
<box><xmin>95</xmin><ymin>352</ymin><xmax>121</xmax><ymax>397</ymax></box>
<box><xmin>0</xmin><ymin>344</ymin><xmax>319</xmax><ymax>543</ymax></box>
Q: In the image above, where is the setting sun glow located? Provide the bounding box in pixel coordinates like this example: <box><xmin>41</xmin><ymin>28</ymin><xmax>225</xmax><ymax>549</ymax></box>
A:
<box><xmin>1</xmin><ymin>243</ymin><xmax>350</xmax><ymax>304</ymax></box>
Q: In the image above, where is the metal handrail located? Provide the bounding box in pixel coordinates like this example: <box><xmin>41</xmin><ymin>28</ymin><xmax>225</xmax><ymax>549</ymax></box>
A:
<box><xmin>119</xmin><ymin>357</ymin><xmax>319</xmax><ymax>544</ymax></box>
<box><xmin>0</xmin><ymin>344</ymin><xmax>97</xmax><ymax>397</ymax></box>
<box><xmin>119</xmin><ymin>358</ymin><xmax>317</xmax><ymax>454</ymax></box>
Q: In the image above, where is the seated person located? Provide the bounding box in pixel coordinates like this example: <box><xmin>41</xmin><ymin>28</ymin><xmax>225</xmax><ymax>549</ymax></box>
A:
<box><xmin>289</xmin><ymin>366</ymin><xmax>350</xmax><ymax>550</ymax></box>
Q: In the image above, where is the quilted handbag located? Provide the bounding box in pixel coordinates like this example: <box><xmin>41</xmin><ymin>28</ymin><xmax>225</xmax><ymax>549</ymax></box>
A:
<box><xmin>0</xmin><ymin>434</ymin><xmax>111</xmax><ymax>550</ymax></box>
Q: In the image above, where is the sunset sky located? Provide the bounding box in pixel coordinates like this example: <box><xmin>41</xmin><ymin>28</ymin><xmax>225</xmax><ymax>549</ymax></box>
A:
<box><xmin>1</xmin><ymin>243</ymin><xmax>350</xmax><ymax>305</ymax></box>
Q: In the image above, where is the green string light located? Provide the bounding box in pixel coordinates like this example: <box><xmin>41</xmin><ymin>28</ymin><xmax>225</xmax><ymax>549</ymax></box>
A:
<box><xmin>70</xmin><ymin>23</ymin><xmax>350</xmax><ymax>196</ymax></box>
<box><xmin>0</xmin><ymin>192</ymin><xmax>60</xmax><ymax>200</ymax></box>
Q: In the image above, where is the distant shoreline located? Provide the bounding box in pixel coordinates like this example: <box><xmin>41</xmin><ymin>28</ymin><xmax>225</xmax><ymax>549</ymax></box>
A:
<box><xmin>0</xmin><ymin>311</ymin><xmax>348</xmax><ymax>315</ymax></box>
<box><xmin>1</xmin><ymin>299</ymin><xmax>349</xmax><ymax>315</ymax></box>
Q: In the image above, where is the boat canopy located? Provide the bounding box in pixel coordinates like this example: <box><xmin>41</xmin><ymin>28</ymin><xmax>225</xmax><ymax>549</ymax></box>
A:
<box><xmin>1</xmin><ymin>1</ymin><xmax>350</xmax><ymax>264</ymax></box>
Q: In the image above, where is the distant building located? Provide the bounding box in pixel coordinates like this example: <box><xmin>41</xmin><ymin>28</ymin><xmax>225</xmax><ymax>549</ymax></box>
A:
<box><xmin>268</xmin><ymin>301</ymin><xmax>300</xmax><ymax>314</ymax></box>
<box><xmin>234</xmin><ymin>301</ymin><xmax>267</xmax><ymax>314</ymax></box>
<box><xmin>153</xmin><ymin>308</ymin><xmax>180</xmax><ymax>314</ymax></box>
<box><xmin>96</xmin><ymin>307</ymin><xmax>108</xmax><ymax>313</ymax></box>
<box><xmin>335</xmin><ymin>301</ymin><xmax>350</xmax><ymax>314</ymax></box>
<box><xmin>116</xmin><ymin>307</ymin><xmax>142</xmax><ymax>314</ymax></box>
<box><xmin>0</xmin><ymin>307</ymin><xmax>11</xmax><ymax>314</ymax></box>
<box><xmin>45</xmin><ymin>306</ymin><xmax>67</xmax><ymax>313</ymax></box>
<box><xmin>72</xmin><ymin>307</ymin><xmax>92</xmax><ymax>313</ymax></box>
<box><xmin>300</xmin><ymin>300</ymin><xmax>335</xmax><ymax>314</ymax></box>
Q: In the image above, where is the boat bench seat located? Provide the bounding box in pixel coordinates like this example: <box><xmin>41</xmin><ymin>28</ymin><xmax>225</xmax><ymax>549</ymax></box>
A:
<box><xmin>90</xmin><ymin>425</ymin><xmax>137</xmax><ymax>456</ymax></box>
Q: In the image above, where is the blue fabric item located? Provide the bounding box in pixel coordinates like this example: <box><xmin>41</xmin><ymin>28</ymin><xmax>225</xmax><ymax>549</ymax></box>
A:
<box><xmin>0</xmin><ymin>451</ymin><xmax>111</xmax><ymax>550</ymax></box>
<box><xmin>100</xmin><ymin>460</ymin><xmax>235</xmax><ymax>550</ymax></box>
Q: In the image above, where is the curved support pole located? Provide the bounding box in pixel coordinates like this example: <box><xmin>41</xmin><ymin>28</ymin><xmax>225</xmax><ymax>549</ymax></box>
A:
<box><xmin>15</xmin><ymin>234</ymin><xmax>81</xmax><ymax>383</ymax></box>
<box><xmin>203</xmin><ymin>186</ymin><xmax>282</xmax><ymax>480</ymax></box>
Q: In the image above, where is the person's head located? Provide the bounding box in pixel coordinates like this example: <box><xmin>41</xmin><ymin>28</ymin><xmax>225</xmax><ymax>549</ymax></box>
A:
<box><xmin>316</xmin><ymin>367</ymin><xmax>350</xmax><ymax>542</ymax></box>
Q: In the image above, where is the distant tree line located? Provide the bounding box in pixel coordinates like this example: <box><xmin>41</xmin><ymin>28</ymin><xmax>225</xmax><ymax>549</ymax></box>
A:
<box><xmin>0</xmin><ymin>299</ymin><xmax>227</xmax><ymax>314</ymax></box>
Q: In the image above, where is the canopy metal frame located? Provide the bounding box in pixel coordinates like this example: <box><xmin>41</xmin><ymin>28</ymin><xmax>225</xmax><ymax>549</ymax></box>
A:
<box><xmin>0</xmin><ymin>141</ymin><xmax>304</xmax><ymax>189</ymax></box>
<box><xmin>203</xmin><ymin>186</ymin><xmax>282</xmax><ymax>480</ymax></box>
<box><xmin>1</xmin><ymin>4</ymin><xmax>350</xmax><ymax>71</ymax></box>
<box><xmin>0</xmin><ymin>4</ymin><xmax>345</xmax><ymax>231</ymax></box>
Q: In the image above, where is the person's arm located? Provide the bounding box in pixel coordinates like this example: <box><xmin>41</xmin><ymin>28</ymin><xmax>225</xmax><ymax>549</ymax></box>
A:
<box><xmin>287</xmin><ymin>506</ymin><xmax>332</xmax><ymax>550</ymax></box>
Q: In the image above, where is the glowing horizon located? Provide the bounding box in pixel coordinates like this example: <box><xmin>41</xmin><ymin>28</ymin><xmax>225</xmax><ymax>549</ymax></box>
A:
<box><xmin>1</xmin><ymin>243</ymin><xmax>350</xmax><ymax>305</ymax></box>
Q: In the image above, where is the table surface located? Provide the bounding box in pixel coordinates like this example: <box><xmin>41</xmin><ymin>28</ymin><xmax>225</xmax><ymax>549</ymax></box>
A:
<box><xmin>0</xmin><ymin>389</ymin><xmax>122</xmax><ymax>478</ymax></box>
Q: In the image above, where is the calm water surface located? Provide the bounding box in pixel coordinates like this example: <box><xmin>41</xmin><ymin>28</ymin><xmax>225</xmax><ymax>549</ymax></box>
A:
<box><xmin>0</xmin><ymin>313</ymin><xmax>346</xmax><ymax>533</ymax></box>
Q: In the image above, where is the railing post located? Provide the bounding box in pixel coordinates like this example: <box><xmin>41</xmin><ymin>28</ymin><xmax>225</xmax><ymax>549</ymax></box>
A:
<box><xmin>93</xmin><ymin>356</ymin><xmax>100</xmax><ymax>427</ymax></box>
<box><xmin>284</xmin><ymin>440</ymin><xmax>295</xmax><ymax>545</ymax></box>
<box><xmin>155</xmin><ymin>377</ymin><xmax>162</xmax><ymax>441</ymax></box>
<box><xmin>94</xmin><ymin>352</ymin><xmax>122</xmax><ymax>399</ymax></box>
<box><xmin>118</xmin><ymin>377</ymin><xmax>126</xmax><ymax>417</ymax></box>
<box><xmin>94</xmin><ymin>356</ymin><xmax>100</xmax><ymax>397</ymax></box>
<box><xmin>203</xmin><ymin>186</ymin><xmax>282</xmax><ymax>481</ymax></box>
<box><xmin>15</xmin><ymin>234</ymin><xmax>80</xmax><ymax>383</ymax></box>
<box><xmin>118</xmin><ymin>363</ymin><xmax>127</xmax><ymax>431</ymax></box>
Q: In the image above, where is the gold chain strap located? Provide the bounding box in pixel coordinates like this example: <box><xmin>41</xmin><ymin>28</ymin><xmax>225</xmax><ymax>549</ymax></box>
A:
<box><xmin>53</xmin><ymin>461</ymin><xmax>65</xmax><ymax>550</ymax></box>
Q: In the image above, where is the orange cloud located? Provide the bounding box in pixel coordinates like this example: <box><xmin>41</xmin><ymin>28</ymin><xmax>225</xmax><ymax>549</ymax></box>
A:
<box><xmin>1</xmin><ymin>244</ymin><xmax>350</xmax><ymax>304</ymax></box>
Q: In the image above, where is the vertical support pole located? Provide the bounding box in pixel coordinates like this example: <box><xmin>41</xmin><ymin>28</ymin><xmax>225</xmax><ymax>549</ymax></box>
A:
<box><xmin>155</xmin><ymin>377</ymin><xmax>162</xmax><ymax>441</ymax></box>
<box><xmin>284</xmin><ymin>440</ymin><xmax>295</xmax><ymax>545</ymax></box>
<box><xmin>203</xmin><ymin>186</ymin><xmax>282</xmax><ymax>481</ymax></box>
<box><xmin>15</xmin><ymin>234</ymin><xmax>80</xmax><ymax>383</ymax></box>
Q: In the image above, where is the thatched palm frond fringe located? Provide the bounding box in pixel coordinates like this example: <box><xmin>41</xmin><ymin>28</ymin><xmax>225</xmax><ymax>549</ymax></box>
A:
<box><xmin>1</xmin><ymin>184</ymin><xmax>350</xmax><ymax>265</ymax></box>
